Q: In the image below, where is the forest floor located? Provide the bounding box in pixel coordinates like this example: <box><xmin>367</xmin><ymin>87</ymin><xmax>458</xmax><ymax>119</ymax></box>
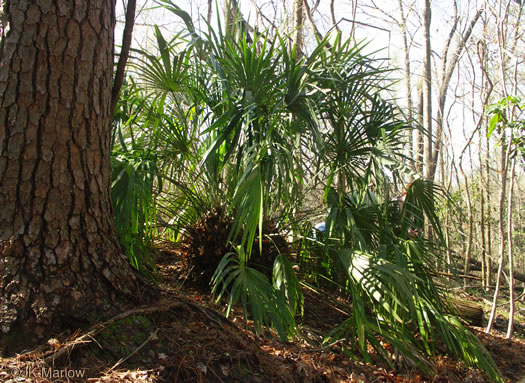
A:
<box><xmin>1</xmin><ymin>246</ymin><xmax>525</xmax><ymax>383</ymax></box>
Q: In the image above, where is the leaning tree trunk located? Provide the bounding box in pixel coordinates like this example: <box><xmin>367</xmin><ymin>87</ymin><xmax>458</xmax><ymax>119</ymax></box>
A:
<box><xmin>0</xmin><ymin>0</ymin><xmax>146</xmax><ymax>352</ymax></box>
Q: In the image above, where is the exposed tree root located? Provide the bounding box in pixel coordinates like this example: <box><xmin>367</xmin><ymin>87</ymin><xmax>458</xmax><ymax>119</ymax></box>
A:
<box><xmin>43</xmin><ymin>300</ymin><xmax>184</xmax><ymax>364</ymax></box>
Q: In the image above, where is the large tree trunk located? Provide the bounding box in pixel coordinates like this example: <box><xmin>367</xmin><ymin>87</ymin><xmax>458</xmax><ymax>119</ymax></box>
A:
<box><xmin>0</xmin><ymin>0</ymin><xmax>147</xmax><ymax>352</ymax></box>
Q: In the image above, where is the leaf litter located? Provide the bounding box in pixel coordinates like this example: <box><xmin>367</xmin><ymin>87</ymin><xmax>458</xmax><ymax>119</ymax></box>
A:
<box><xmin>0</xmin><ymin>244</ymin><xmax>524</xmax><ymax>382</ymax></box>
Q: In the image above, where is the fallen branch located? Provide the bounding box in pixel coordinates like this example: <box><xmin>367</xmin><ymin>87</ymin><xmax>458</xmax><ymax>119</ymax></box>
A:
<box><xmin>468</xmin><ymin>258</ymin><xmax>525</xmax><ymax>284</ymax></box>
<box><xmin>483</xmin><ymin>291</ymin><xmax>525</xmax><ymax>308</ymax></box>
<box><xmin>438</xmin><ymin>271</ymin><xmax>482</xmax><ymax>280</ymax></box>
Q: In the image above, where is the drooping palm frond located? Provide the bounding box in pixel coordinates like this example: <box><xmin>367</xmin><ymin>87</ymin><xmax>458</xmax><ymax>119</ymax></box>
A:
<box><xmin>318</xmin><ymin>182</ymin><xmax>502</xmax><ymax>382</ymax></box>
<box><xmin>211</xmin><ymin>245</ymin><xmax>297</xmax><ymax>340</ymax></box>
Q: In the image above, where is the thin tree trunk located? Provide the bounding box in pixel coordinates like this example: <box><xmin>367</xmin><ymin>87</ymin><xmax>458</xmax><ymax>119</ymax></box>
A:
<box><xmin>477</xmin><ymin>27</ymin><xmax>494</xmax><ymax>287</ymax></box>
<box><xmin>452</xmin><ymin>163</ymin><xmax>468</xmax><ymax>260</ymax></box>
<box><xmin>478</xmin><ymin>131</ymin><xmax>487</xmax><ymax>287</ymax></box>
<box><xmin>348</xmin><ymin>0</ymin><xmax>358</xmax><ymax>42</ymax></box>
<box><xmin>477</xmin><ymin>31</ymin><xmax>491</xmax><ymax>288</ymax></box>
<box><xmin>486</xmin><ymin>130</ymin><xmax>511</xmax><ymax>333</ymax></box>
<box><xmin>517</xmin><ymin>192</ymin><xmax>525</xmax><ymax>287</ymax></box>
<box><xmin>111</xmin><ymin>0</ymin><xmax>137</xmax><ymax>114</ymax></box>
<box><xmin>479</xmin><ymin>44</ymin><xmax>493</xmax><ymax>288</ymax></box>
<box><xmin>457</xmin><ymin>86</ymin><xmax>489</xmax><ymax>285</ymax></box>
<box><xmin>443</xmin><ymin>142</ymin><xmax>455</xmax><ymax>274</ymax></box>
<box><xmin>207</xmin><ymin>0</ymin><xmax>213</xmax><ymax>24</ymax></box>
<box><xmin>302</xmin><ymin>0</ymin><xmax>326</xmax><ymax>43</ymax></box>
<box><xmin>486</xmin><ymin>0</ymin><xmax>522</xmax><ymax>333</ymax></box>
<box><xmin>422</xmin><ymin>0</ymin><xmax>432</xmax><ymax>181</ymax></box>
<box><xmin>506</xmin><ymin>156</ymin><xmax>516</xmax><ymax>338</ymax></box>
<box><xmin>293</xmin><ymin>0</ymin><xmax>305</xmax><ymax>59</ymax></box>
<box><xmin>458</xmin><ymin>147</ymin><xmax>473</xmax><ymax>287</ymax></box>
<box><xmin>329</xmin><ymin>0</ymin><xmax>341</xmax><ymax>37</ymax></box>
<box><xmin>415</xmin><ymin>81</ymin><xmax>424</xmax><ymax>176</ymax></box>
<box><xmin>429</xmin><ymin>4</ymin><xmax>484</xmax><ymax>181</ymax></box>
<box><xmin>505</xmin><ymin>0</ymin><xmax>524</xmax><ymax>340</ymax></box>
<box><xmin>485</xmin><ymin>116</ymin><xmax>493</xmax><ymax>286</ymax></box>
<box><xmin>397</xmin><ymin>0</ymin><xmax>414</xmax><ymax>175</ymax></box>
<box><xmin>442</xmin><ymin>151</ymin><xmax>450</xmax><ymax>274</ymax></box>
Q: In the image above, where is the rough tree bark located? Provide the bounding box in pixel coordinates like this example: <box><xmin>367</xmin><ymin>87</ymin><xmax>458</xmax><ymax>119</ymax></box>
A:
<box><xmin>0</xmin><ymin>0</ymin><xmax>149</xmax><ymax>352</ymax></box>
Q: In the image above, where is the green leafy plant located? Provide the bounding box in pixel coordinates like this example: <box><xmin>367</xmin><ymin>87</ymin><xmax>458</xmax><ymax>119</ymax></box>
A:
<box><xmin>211</xmin><ymin>245</ymin><xmax>298</xmax><ymax>340</ymax></box>
<box><xmin>487</xmin><ymin>95</ymin><xmax>525</xmax><ymax>165</ymax></box>
<box><xmin>118</xmin><ymin>3</ymin><xmax>504</xmax><ymax>380</ymax></box>
<box><xmin>318</xmin><ymin>181</ymin><xmax>502</xmax><ymax>381</ymax></box>
<box><xmin>111</xmin><ymin>82</ymin><xmax>160</xmax><ymax>278</ymax></box>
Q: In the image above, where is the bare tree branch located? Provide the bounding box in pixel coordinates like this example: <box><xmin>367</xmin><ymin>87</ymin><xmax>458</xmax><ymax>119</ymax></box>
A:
<box><xmin>302</xmin><ymin>0</ymin><xmax>325</xmax><ymax>42</ymax></box>
<box><xmin>329</xmin><ymin>0</ymin><xmax>341</xmax><ymax>36</ymax></box>
<box><xmin>429</xmin><ymin>4</ymin><xmax>485</xmax><ymax>180</ymax></box>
